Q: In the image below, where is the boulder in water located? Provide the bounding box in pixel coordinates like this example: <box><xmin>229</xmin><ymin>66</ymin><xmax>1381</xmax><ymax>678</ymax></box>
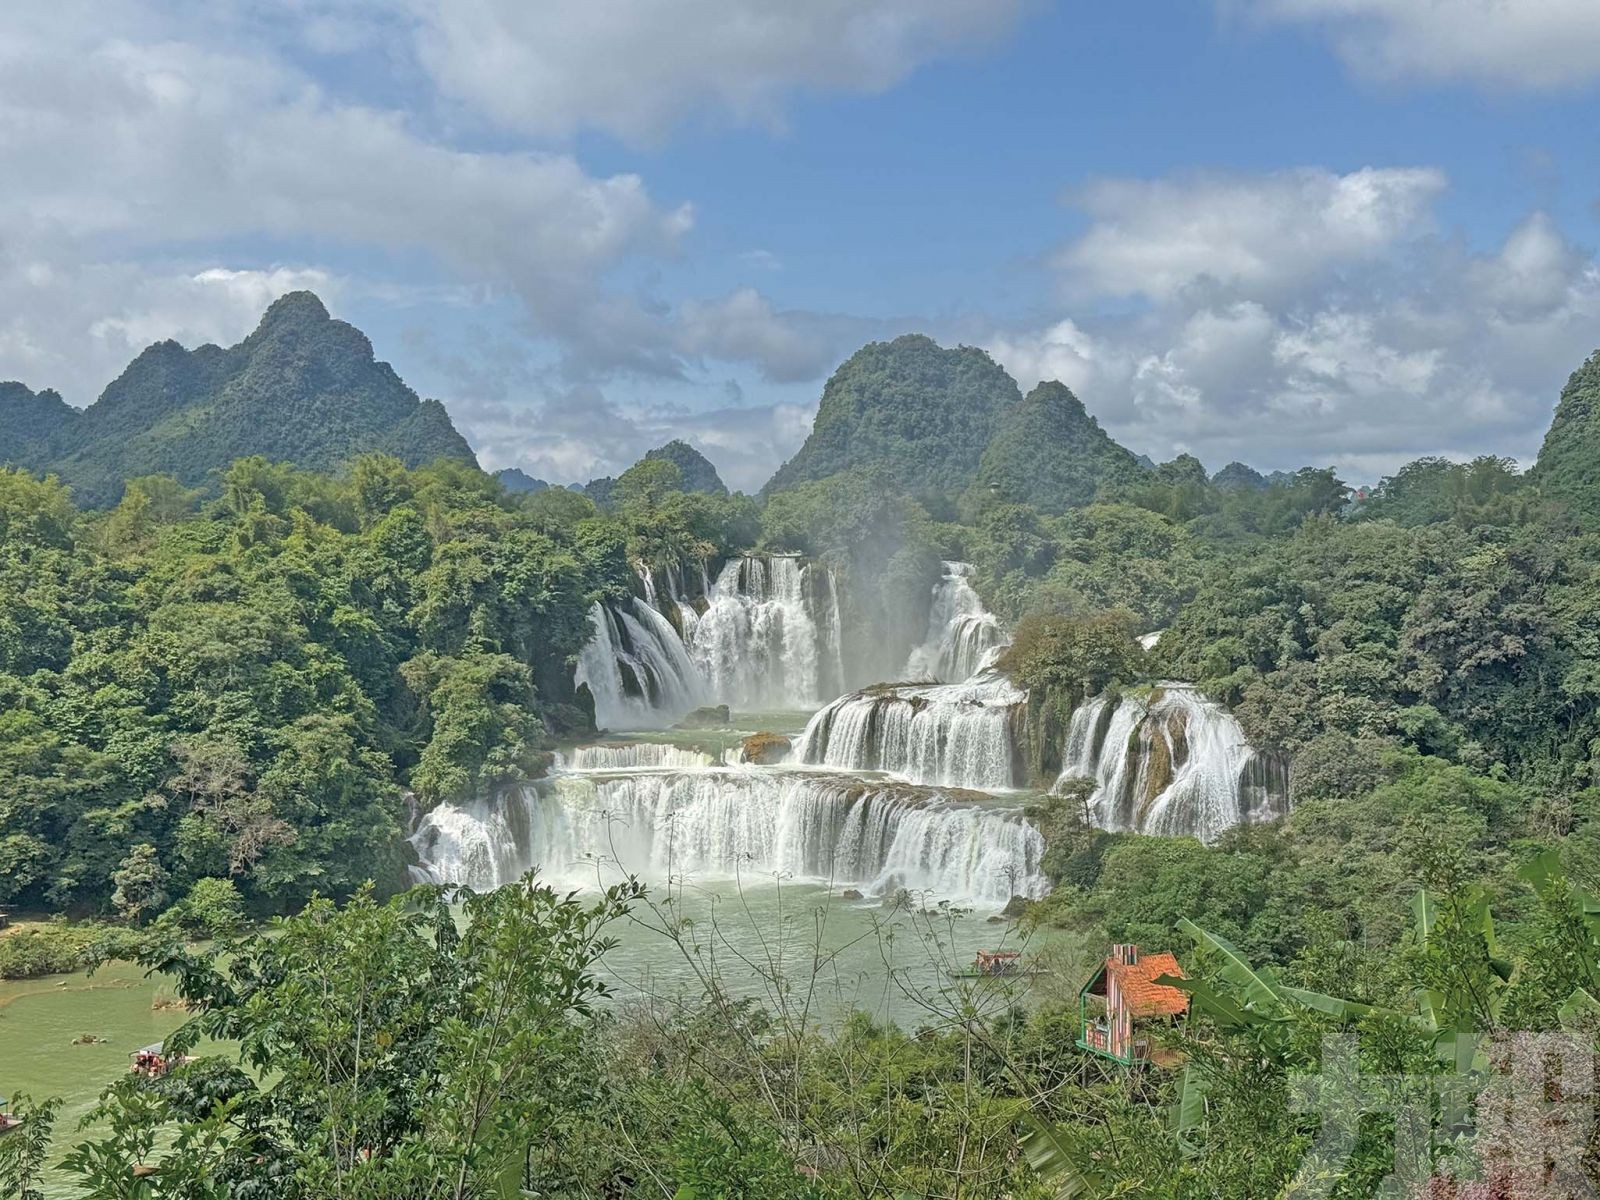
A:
<box><xmin>740</xmin><ymin>731</ymin><xmax>791</xmax><ymax>764</ymax></box>
<box><xmin>676</xmin><ymin>704</ymin><xmax>731</xmax><ymax>729</ymax></box>
<box><xmin>840</xmin><ymin>888</ymin><xmax>864</xmax><ymax>900</ymax></box>
<box><xmin>1000</xmin><ymin>894</ymin><xmax>1029</xmax><ymax>919</ymax></box>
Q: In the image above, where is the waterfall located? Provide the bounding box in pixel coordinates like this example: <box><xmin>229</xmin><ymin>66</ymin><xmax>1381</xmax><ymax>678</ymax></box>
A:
<box><xmin>793</xmin><ymin>673</ymin><xmax>1026</xmax><ymax>791</ymax></box>
<box><xmin>684</xmin><ymin>555</ymin><xmax>845</xmax><ymax>711</ymax></box>
<box><xmin>904</xmin><ymin>561</ymin><xmax>1007</xmax><ymax>684</ymax></box>
<box><xmin>558</xmin><ymin>743</ymin><xmax>722</xmax><ymax>770</ymax></box>
<box><xmin>578</xmin><ymin>554</ymin><xmax>847</xmax><ymax>725</ymax></box>
<box><xmin>410</xmin><ymin>763</ymin><xmax>1046</xmax><ymax>905</ymax></box>
<box><xmin>1057</xmin><ymin>685</ymin><xmax>1288</xmax><ymax>842</ymax></box>
<box><xmin>574</xmin><ymin>599</ymin><xmax>706</xmax><ymax>730</ymax></box>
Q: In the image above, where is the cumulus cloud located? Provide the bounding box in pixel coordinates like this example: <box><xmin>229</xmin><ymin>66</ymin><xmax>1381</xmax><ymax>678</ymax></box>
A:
<box><xmin>405</xmin><ymin>0</ymin><xmax>1034</xmax><ymax>142</ymax></box>
<box><xmin>677</xmin><ymin>289</ymin><xmax>900</xmax><ymax>384</ymax></box>
<box><xmin>0</xmin><ymin>3</ymin><xmax>697</xmax><ymax>401</ymax></box>
<box><xmin>993</xmin><ymin>171</ymin><xmax>1600</xmax><ymax>481</ymax></box>
<box><xmin>1057</xmin><ymin>167</ymin><xmax>1445</xmax><ymax>301</ymax></box>
<box><xmin>1232</xmin><ymin>0</ymin><xmax>1600</xmax><ymax>90</ymax></box>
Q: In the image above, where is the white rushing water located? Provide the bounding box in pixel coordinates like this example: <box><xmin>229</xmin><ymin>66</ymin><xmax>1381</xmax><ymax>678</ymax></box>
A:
<box><xmin>1057</xmin><ymin>684</ymin><xmax>1288</xmax><ymax>842</ymax></box>
<box><xmin>410</xmin><ymin>759</ymin><xmax>1047</xmax><ymax>906</ymax></box>
<box><xmin>576</xmin><ymin>555</ymin><xmax>847</xmax><ymax>729</ymax></box>
<box><xmin>557</xmin><ymin>743</ymin><xmax>722</xmax><ymax>770</ymax></box>
<box><xmin>904</xmin><ymin>561</ymin><xmax>1008</xmax><ymax>684</ymax></box>
<box><xmin>574</xmin><ymin>599</ymin><xmax>707</xmax><ymax>730</ymax></box>
<box><xmin>686</xmin><ymin>555</ymin><xmax>845</xmax><ymax>712</ymax></box>
<box><xmin>793</xmin><ymin>673</ymin><xmax>1027</xmax><ymax>791</ymax></box>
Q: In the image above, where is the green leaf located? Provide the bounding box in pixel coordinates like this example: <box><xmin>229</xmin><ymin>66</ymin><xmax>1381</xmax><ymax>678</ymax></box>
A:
<box><xmin>1175</xmin><ymin>918</ymin><xmax>1286</xmax><ymax>1014</ymax></box>
<box><xmin>1412</xmin><ymin>889</ymin><xmax>1438</xmax><ymax>940</ymax></box>
<box><xmin>1276</xmin><ymin>985</ymin><xmax>1392</xmax><ymax>1021</ymax></box>
<box><xmin>1170</xmin><ymin>1065</ymin><xmax>1209</xmax><ymax>1153</ymax></box>
<box><xmin>1557</xmin><ymin>987</ymin><xmax>1600</xmax><ymax>1031</ymax></box>
<box><xmin>1153</xmin><ymin>973</ymin><xmax>1259</xmax><ymax>1030</ymax></box>
<box><xmin>1020</xmin><ymin>1115</ymin><xmax>1095</xmax><ymax>1199</ymax></box>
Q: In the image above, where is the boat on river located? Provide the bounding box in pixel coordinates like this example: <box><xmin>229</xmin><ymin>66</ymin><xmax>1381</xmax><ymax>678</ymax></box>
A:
<box><xmin>948</xmin><ymin>949</ymin><xmax>1049</xmax><ymax>980</ymax></box>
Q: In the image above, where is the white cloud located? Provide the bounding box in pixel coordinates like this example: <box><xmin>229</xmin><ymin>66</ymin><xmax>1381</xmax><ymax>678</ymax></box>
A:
<box><xmin>1058</xmin><ymin>167</ymin><xmax>1445</xmax><ymax>301</ymax></box>
<box><xmin>993</xmin><ymin>175</ymin><xmax>1600</xmax><ymax>481</ymax></box>
<box><xmin>84</xmin><ymin>268</ymin><xmax>338</xmax><ymax>358</ymax></box>
<box><xmin>985</xmin><ymin>319</ymin><xmax>1108</xmax><ymax>399</ymax></box>
<box><xmin>0</xmin><ymin>0</ymin><xmax>999</xmax><ymax>491</ymax></box>
<box><xmin>0</xmin><ymin>8</ymin><xmax>696</xmax><ymax>397</ymax></box>
<box><xmin>676</xmin><ymin>289</ymin><xmax>897</xmax><ymax>384</ymax></box>
<box><xmin>1234</xmin><ymin>0</ymin><xmax>1600</xmax><ymax>90</ymax></box>
<box><xmin>405</xmin><ymin>0</ymin><xmax>1033</xmax><ymax>142</ymax></box>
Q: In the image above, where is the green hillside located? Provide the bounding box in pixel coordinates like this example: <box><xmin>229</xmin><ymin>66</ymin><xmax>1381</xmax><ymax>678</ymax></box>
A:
<box><xmin>642</xmin><ymin>439</ymin><xmax>727</xmax><ymax>494</ymax></box>
<box><xmin>968</xmin><ymin>380</ymin><xmax>1142</xmax><ymax>512</ymax></box>
<box><xmin>764</xmin><ymin>334</ymin><xmax>1021</xmax><ymax>496</ymax></box>
<box><xmin>0</xmin><ymin>381</ymin><xmax>77</xmax><ymax>469</ymax></box>
<box><xmin>17</xmin><ymin>292</ymin><xmax>477</xmax><ymax>506</ymax></box>
<box><xmin>1530</xmin><ymin>349</ymin><xmax>1600</xmax><ymax>523</ymax></box>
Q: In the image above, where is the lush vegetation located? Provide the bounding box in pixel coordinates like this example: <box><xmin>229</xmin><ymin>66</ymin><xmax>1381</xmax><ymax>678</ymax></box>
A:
<box><xmin>0</xmin><ymin>451</ymin><xmax>753</xmax><ymax>937</ymax></box>
<box><xmin>0</xmin><ymin>293</ymin><xmax>477</xmax><ymax>507</ymax></box>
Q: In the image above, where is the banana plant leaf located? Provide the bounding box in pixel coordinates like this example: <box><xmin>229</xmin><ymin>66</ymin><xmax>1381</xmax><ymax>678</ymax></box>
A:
<box><xmin>1174</xmin><ymin>919</ymin><xmax>1285</xmax><ymax>1014</ymax></box>
<box><xmin>1169</xmin><ymin>1064</ymin><xmax>1209</xmax><ymax>1154</ymax></box>
<box><xmin>1020</xmin><ymin>1115</ymin><xmax>1097</xmax><ymax>1199</ymax></box>
<box><xmin>1558</xmin><ymin>987</ymin><xmax>1600</xmax><ymax>1031</ymax></box>
<box><xmin>1153</xmin><ymin>973</ymin><xmax>1259</xmax><ymax>1030</ymax></box>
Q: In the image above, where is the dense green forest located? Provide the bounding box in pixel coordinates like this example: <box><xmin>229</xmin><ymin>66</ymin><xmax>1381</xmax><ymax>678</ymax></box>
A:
<box><xmin>0</xmin><ymin>453</ymin><xmax>754</xmax><ymax>930</ymax></box>
<box><xmin>5</xmin><ymin>319</ymin><xmax>1600</xmax><ymax>1196</ymax></box>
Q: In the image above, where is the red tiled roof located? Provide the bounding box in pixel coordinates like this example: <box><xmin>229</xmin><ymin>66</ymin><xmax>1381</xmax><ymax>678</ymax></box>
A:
<box><xmin>1107</xmin><ymin>951</ymin><xmax>1189</xmax><ymax>1018</ymax></box>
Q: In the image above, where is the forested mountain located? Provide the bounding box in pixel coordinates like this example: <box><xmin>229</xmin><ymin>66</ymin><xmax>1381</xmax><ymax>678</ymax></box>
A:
<box><xmin>968</xmin><ymin>380</ymin><xmax>1142</xmax><ymax>512</ymax></box>
<box><xmin>764</xmin><ymin>334</ymin><xmax>1021</xmax><ymax>496</ymax></box>
<box><xmin>496</xmin><ymin>467</ymin><xmax>551</xmax><ymax>494</ymax></box>
<box><xmin>642</xmin><ymin>438</ymin><xmax>727</xmax><ymax>494</ymax></box>
<box><xmin>2</xmin><ymin>292</ymin><xmax>477</xmax><ymax>507</ymax></box>
<box><xmin>579</xmin><ymin>439</ymin><xmax>727</xmax><ymax>507</ymax></box>
<box><xmin>1530</xmin><ymin>348</ymin><xmax>1600</xmax><ymax>523</ymax></box>
<box><xmin>0</xmin><ymin>382</ymin><xmax>76</xmax><ymax>465</ymax></box>
<box><xmin>1211</xmin><ymin>460</ymin><xmax>1268</xmax><ymax>491</ymax></box>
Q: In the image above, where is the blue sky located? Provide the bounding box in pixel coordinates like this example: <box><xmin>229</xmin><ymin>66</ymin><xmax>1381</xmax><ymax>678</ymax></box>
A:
<box><xmin>4</xmin><ymin>1</ymin><xmax>1600</xmax><ymax>490</ymax></box>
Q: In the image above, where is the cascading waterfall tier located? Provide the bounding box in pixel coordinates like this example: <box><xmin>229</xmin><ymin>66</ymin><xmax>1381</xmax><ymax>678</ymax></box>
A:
<box><xmin>793</xmin><ymin>673</ymin><xmax>1027</xmax><ymax>791</ymax></box>
<box><xmin>1057</xmin><ymin>684</ymin><xmax>1288</xmax><ymax>842</ymax></box>
<box><xmin>409</xmin><ymin>757</ymin><xmax>1047</xmax><ymax>905</ymax></box>
<box><xmin>577</xmin><ymin>554</ymin><xmax>847</xmax><ymax>728</ymax></box>
<box><xmin>682</xmin><ymin>554</ymin><xmax>846</xmax><ymax>711</ymax></box>
<box><xmin>557</xmin><ymin>743</ymin><xmax>722</xmax><ymax>771</ymax></box>
<box><xmin>904</xmin><ymin>561</ymin><xmax>1008</xmax><ymax>684</ymax></box>
<box><xmin>574</xmin><ymin>599</ymin><xmax>706</xmax><ymax>730</ymax></box>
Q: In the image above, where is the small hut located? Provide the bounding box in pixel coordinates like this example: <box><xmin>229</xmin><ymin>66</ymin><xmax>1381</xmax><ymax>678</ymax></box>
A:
<box><xmin>1076</xmin><ymin>943</ymin><xmax>1188</xmax><ymax>1066</ymax></box>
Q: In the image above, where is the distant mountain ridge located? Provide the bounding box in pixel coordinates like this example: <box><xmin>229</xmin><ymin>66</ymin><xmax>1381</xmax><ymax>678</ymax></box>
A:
<box><xmin>496</xmin><ymin>468</ymin><xmax>550</xmax><ymax>494</ymax></box>
<box><xmin>1</xmin><ymin>292</ymin><xmax>477</xmax><ymax>506</ymax></box>
<box><xmin>642</xmin><ymin>439</ymin><xmax>727</xmax><ymax>495</ymax></box>
<box><xmin>763</xmin><ymin>334</ymin><xmax>1153</xmax><ymax>507</ymax></box>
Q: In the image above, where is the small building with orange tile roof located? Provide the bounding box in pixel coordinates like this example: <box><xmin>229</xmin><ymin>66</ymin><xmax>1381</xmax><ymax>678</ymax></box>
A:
<box><xmin>1077</xmin><ymin>943</ymin><xmax>1189</xmax><ymax>1066</ymax></box>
